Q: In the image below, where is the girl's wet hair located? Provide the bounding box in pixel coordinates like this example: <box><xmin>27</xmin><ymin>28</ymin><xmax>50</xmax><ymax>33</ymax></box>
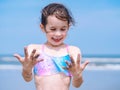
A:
<box><xmin>41</xmin><ymin>3</ymin><xmax>75</xmax><ymax>26</ymax></box>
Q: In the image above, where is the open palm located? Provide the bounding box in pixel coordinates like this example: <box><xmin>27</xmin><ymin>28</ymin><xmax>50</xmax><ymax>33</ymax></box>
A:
<box><xmin>65</xmin><ymin>54</ymin><xmax>89</xmax><ymax>77</ymax></box>
<box><xmin>14</xmin><ymin>47</ymin><xmax>42</xmax><ymax>70</ymax></box>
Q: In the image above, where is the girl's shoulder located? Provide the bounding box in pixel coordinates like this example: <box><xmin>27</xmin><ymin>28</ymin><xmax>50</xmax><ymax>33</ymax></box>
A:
<box><xmin>68</xmin><ymin>45</ymin><xmax>82</xmax><ymax>61</ymax></box>
<box><xmin>68</xmin><ymin>45</ymin><xmax>81</xmax><ymax>54</ymax></box>
<box><xmin>27</xmin><ymin>44</ymin><xmax>43</xmax><ymax>55</ymax></box>
<box><xmin>27</xmin><ymin>44</ymin><xmax>42</xmax><ymax>49</ymax></box>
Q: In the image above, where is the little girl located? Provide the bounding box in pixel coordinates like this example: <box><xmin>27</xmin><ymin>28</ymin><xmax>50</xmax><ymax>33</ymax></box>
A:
<box><xmin>14</xmin><ymin>3</ymin><xmax>89</xmax><ymax>90</ymax></box>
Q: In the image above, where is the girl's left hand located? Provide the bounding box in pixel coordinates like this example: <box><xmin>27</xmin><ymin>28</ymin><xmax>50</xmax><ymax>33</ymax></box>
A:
<box><xmin>65</xmin><ymin>54</ymin><xmax>89</xmax><ymax>78</ymax></box>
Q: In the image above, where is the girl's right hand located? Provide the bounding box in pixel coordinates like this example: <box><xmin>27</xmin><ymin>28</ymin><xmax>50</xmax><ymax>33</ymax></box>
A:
<box><xmin>14</xmin><ymin>46</ymin><xmax>43</xmax><ymax>71</ymax></box>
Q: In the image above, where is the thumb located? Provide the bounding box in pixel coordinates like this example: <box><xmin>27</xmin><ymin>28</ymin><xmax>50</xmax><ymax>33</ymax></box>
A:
<box><xmin>13</xmin><ymin>53</ymin><xmax>22</xmax><ymax>62</ymax></box>
<box><xmin>81</xmin><ymin>60</ymin><xmax>89</xmax><ymax>70</ymax></box>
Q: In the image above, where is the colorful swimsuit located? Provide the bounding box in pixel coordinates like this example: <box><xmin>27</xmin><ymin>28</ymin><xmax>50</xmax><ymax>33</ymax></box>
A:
<box><xmin>33</xmin><ymin>45</ymin><xmax>71</xmax><ymax>76</ymax></box>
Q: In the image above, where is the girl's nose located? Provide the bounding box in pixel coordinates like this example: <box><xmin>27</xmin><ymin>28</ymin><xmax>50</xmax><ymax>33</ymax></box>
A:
<box><xmin>55</xmin><ymin>30</ymin><xmax>62</xmax><ymax>36</ymax></box>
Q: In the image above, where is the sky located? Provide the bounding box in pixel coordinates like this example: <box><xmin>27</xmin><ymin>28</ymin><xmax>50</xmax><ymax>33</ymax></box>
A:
<box><xmin>0</xmin><ymin>0</ymin><xmax>120</xmax><ymax>56</ymax></box>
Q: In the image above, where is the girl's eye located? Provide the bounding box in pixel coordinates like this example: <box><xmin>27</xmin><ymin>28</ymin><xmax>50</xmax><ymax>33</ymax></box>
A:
<box><xmin>50</xmin><ymin>29</ymin><xmax>56</xmax><ymax>31</ymax></box>
<box><xmin>61</xmin><ymin>29</ymin><xmax>66</xmax><ymax>31</ymax></box>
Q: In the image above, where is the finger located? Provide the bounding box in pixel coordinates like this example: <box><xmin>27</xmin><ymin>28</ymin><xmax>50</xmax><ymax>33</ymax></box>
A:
<box><xmin>32</xmin><ymin>54</ymin><xmax>44</xmax><ymax>65</ymax></box>
<box><xmin>32</xmin><ymin>54</ymin><xmax>41</xmax><ymax>62</ymax></box>
<box><xmin>14</xmin><ymin>54</ymin><xmax>23</xmax><ymax>62</ymax></box>
<box><xmin>33</xmin><ymin>59</ymin><xmax>44</xmax><ymax>65</ymax></box>
<box><xmin>24</xmin><ymin>46</ymin><xmax>28</xmax><ymax>59</ymax></box>
<box><xmin>30</xmin><ymin>49</ymin><xmax>36</xmax><ymax>60</ymax></box>
<box><xmin>81</xmin><ymin>60</ymin><xmax>89</xmax><ymax>70</ymax></box>
<box><xmin>62</xmin><ymin>66</ymin><xmax>69</xmax><ymax>70</ymax></box>
<box><xmin>76</xmin><ymin>54</ymin><xmax>80</xmax><ymax>64</ymax></box>
<box><xmin>36</xmin><ymin>54</ymin><xmax>44</xmax><ymax>62</ymax></box>
<box><xmin>34</xmin><ymin>54</ymin><xmax>40</xmax><ymax>59</ymax></box>
<box><xmin>70</xmin><ymin>55</ymin><xmax>75</xmax><ymax>66</ymax></box>
<box><xmin>37</xmin><ymin>59</ymin><xmax>44</xmax><ymax>62</ymax></box>
<box><xmin>65</xmin><ymin>61</ymin><xmax>72</xmax><ymax>68</ymax></box>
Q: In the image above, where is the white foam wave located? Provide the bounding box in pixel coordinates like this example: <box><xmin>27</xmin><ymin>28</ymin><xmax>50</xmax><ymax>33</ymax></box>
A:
<box><xmin>83</xmin><ymin>58</ymin><xmax>120</xmax><ymax>63</ymax></box>
<box><xmin>0</xmin><ymin>65</ymin><xmax>22</xmax><ymax>70</ymax></box>
<box><xmin>1</xmin><ymin>57</ymin><xmax>120</xmax><ymax>63</ymax></box>
<box><xmin>1</xmin><ymin>57</ymin><xmax>17</xmax><ymax>62</ymax></box>
<box><xmin>86</xmin><ymin>64</ymin><xmax>120</xmax><ymax>70</ymax></box>
<box><xmin>0</xmin><ymin>64</ymin><xmax>120</xmax><ymax>70</ymax></box>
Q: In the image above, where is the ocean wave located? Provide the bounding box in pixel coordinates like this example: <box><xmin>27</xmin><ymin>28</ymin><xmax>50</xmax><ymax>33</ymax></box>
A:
<box><xmin>1</xmin><ymin>57</ymin><xmax>120</xmax><ymax>63</ymax></box>
<box><xmin>0</xmin><ymin>64</ymin><xmax>120</xmax><ymax>70</ymax></box>
<box><xmin>86</xmin><ymin>64</ymin><xmax>120</xmax><ymax>70</ymax></box>
<box><xmin>83</xmin><ymin>57</ymin><xmax>120</xmax><ymax>62</ymax></box>
<box><xmin>0</xmin><ymin>57</ymin><xmax>17</xmax><ymax>62</ymax></box>
<box><xmin>0</xmin><ymin>65</ymin><xmax>22</xmax><ymax>70</ymax></box>
<box><xmin>1</xmin><ymin>56</ymin><xmax>120</xmax><ymax>70</ymax></box>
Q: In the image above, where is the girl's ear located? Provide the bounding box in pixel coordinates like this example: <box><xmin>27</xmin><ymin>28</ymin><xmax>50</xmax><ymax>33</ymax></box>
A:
<box><xmin>40</xmin><ymin>24</ymin><xmax>45</xmax><ymax>32</ymax></box>
<box><xmin>69</xmin><ymin>23</ymin><xmax>71</xmax><ymax>28</ymax></box>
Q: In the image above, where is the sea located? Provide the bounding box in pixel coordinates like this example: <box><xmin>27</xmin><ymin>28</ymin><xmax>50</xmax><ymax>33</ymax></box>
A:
<box><xmin>0</xmin><ymin>54</ymin><xmax>120</xmax><ymax>90</ymax></box>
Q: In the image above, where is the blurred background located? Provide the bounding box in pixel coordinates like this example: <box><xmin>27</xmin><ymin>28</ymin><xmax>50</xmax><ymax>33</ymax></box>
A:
<box><xmin>0</xmin><ymin>0</ymin><xmax>120</xmax><ymax>90</ymax></box>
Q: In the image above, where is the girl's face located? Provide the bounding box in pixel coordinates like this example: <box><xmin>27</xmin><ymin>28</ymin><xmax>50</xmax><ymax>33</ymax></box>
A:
<box><xmin>41</xmin><ymin>15</ymin><xmax>69</xmax><ymax>47</ymax></box>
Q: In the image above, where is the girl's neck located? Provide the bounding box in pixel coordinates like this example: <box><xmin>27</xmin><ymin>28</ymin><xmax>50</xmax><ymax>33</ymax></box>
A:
<box><xmin>45</xmin><ymin>42</ymin><xmax>64</xmax><ymax>49</ymax></box>
<box><xmin>44</xmin><ymin>42</ymin><xmax>68</xmax><ymax>56</ymax></box>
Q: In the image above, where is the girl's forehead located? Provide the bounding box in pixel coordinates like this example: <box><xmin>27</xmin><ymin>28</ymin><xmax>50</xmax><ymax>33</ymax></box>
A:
<box><xmin>46</xmin><ymin>15</ymin><xmax>68</xmax><ymax>27</ymax></box>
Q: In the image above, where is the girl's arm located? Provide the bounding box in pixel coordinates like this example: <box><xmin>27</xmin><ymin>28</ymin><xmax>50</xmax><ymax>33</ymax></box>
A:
<box><xmin>72</xmin><ymin>71</ymin><xmax>83</xmax><ymax>87</ymax></box>
<box><xmin>14</xmin><ymin>45</ymin><xmax>42</xmax><ymax>82</ymax></box>
<box><xmin>71</xmin><ymin>53</ymin><xmax>89</xmax><ymax>87</ymax></box>
<box><xmin>22</xmin><ymin>67</ymin><xmax>33</xmax><ymax>82</ymax></box>
<box><xmin>66</xmin><ymin>46</ymin><xmax>89</xmax><ymax>88</ymax></box>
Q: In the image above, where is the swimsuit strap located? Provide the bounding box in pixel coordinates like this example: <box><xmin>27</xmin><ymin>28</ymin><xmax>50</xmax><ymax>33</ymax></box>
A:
<box><xmin>66</xmin><ymin>44</ymin><xmax>69</xmax><ymax>54</ymax></box>
<box><xmin>41</xmin><ymin>44</ymin><xmax>44</xmax><ymax>52</ymax></box>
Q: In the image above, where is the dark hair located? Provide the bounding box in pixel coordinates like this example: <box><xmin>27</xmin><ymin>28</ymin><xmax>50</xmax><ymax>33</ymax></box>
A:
<box><xmin>41</xmin><ymin>3</ymin><xmax>75</xmax><ymax>26</ymax></box>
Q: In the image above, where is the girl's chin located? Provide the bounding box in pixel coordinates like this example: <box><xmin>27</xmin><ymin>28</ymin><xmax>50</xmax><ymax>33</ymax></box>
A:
<box><xmin>51</xmin><ymin>43</ymin><xmax>63</xmax><ymax>47</ymax></box>
<box><xmin>46</xmin><ymin>42</ymin><xmax>64</xmax><ymax>47</ymax></box>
